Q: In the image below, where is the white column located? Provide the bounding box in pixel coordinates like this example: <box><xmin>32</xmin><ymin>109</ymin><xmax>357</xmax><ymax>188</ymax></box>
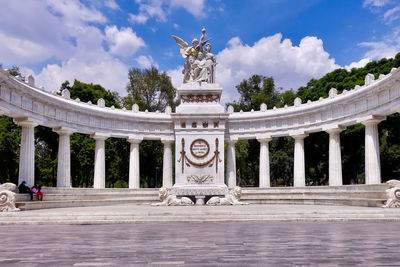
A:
<box><xmin>292</xmin><ymin>134</ymin><xmax>308</xmax><ymax>187</ymax></box>
<box><xmin>326</xmin><ymin>127</ymin><xmax>345</xmax><ymax>186</ymax></box>
<box><xmin>128</xmin><ymin>137</ymin><xmax>142</xmax><ymax>189</ymax></box>
<box><xmin>54</xmin><ymin>127</ymin><xmax>75</xmax><ymax>187</ymax></box>
<box><xmin>362</xmin><ymin>118</ymin><xmax>383</xmax><ymax>184</ymax></box>
<box><xmin>162</xmin><ymin>139</ymin><xmax>174</xmax><ymax>188</ymax></box>
<box><xmin>226</xmin><ymin>139</ymin><xmax>237</xmax><ymax>188</ymax></box>
<box><xmin>92</xmin><ymin>134</ymin><xmax>108</xmax><ymax>189</ymax></box>
<box><xmin>16</xmin><ymin>120</ymin><xmax>38</xmax><ymax>186</ymax></box>
<box><xmin>257</xmin><ymin>138</ymin><xmax>271</xmax><ymax>188</ymax></box>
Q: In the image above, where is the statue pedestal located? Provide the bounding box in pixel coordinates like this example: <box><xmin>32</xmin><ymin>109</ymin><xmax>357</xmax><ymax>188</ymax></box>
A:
<box><xmin>171</xmin><ymin>82</ymin><xmax>228</xmax><ymax>200</ymax></box>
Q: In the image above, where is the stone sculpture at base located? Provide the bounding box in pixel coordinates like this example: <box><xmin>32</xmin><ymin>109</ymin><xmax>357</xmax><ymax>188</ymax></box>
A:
<box><xmin>152</xmin><ymin>187</ymin><xmax>194</xmax><ymax>206</ymax></box>
<box><xmin>383</xmin><ymin>180</ymin><xmax>400</xmax><ymax>208</ymax></box>
<box><xmin>0</xmin><ymin>183</ymin><xmax>20</xmax><ymax>212</ymax></box>
<box><xmin>206</xmin><ymin>186</ymin><xmax>248</xmax><ymax>205</ymax></box>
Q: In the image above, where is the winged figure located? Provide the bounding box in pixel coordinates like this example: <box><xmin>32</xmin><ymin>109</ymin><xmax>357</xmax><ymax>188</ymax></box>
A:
<box><xmin>172</xmin><ymin>27</ymin><xmax>216</xmax><ymax>84</ymax></box>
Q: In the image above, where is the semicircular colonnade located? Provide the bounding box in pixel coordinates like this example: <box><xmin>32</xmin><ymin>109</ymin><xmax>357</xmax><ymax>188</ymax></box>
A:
<box><xmin>1</xmin><ymin>67</ymin><xmax>399</xmax><ymax>189</ymax></box>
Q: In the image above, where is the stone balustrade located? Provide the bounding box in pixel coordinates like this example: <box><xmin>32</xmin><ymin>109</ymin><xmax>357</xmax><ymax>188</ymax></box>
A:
<box><xmin>1</xmin><ymin>66</ymin><xmax>399</xmax><ymax>188</ymax></box>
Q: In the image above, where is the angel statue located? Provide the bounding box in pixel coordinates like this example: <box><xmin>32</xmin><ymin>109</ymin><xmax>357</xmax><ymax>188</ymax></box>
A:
<box><xmin>172</xmin><ymin>27</ymin><xmax>217</xmax><ymax>84</ymax></box>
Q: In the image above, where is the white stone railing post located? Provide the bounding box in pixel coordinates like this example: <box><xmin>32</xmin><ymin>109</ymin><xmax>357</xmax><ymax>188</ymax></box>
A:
<box><xmin>226</xmin><ymin>139</ymin><xmax>237</xmax><ymax>188</ymax></box>
<box><xmin>161</xmin><ymin>139</ymin><xmax>174</xmax><ymax>188</ymax></box>
<box><xmin>362</xmin><ymin>117</ymin><xmax>384</xmax><ymax>184</ymax></box>
<box><xmin>128</xmin><ymin>137</ymin><xmax>142</xmax><ymax>189</ymax></box>
<box><xmin>92</xmin><ymin>134</ymin><xmax>108</xmax><ymax>189</ymax></box>
<box><xmin>54</xmin><ymin>127</ymin><xmax>75</xmax><ymax>187</ymax></box>
<box><xmin>291</xmin><ymin>133</ymin><xmax>308</xmax><ymax>187</ymax></box>
<box><xmin>15</xmin><ymin>119</ymin><xmax>38</xmax><ymax>186</ymax></box>
<box><xmin>325</xmin><ymin>126</ymin><xmax>345</xmax><ymax>186</ymax></box>
<box><xmin>257</xmin><ymin>137</ymin><xmax>271</xmax><ymax>188</ymax></box>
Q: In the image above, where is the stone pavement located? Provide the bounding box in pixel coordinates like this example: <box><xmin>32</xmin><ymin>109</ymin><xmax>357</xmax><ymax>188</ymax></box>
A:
<box><xmin>1</xmin><ymin>204</ymin><xmax>400</xmax><ymax>224</ymax></box>
<box><xmin>0</xmin><ymin>221</ymin><xmax>399</xmax><ymax>266</ymax></box>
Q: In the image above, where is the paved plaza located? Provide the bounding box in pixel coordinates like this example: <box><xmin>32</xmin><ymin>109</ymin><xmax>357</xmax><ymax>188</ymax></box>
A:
<box><xmin>1</xmin><ymin>221</ymin><xmax>399</xmax><ymax>266</ymax></box>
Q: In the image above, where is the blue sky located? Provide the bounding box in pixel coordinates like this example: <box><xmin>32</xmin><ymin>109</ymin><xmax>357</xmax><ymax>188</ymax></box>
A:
<box><xmin>1</xmin><ymin>0</ymin><xmax>399</xmax><ymax>102</ymax></box>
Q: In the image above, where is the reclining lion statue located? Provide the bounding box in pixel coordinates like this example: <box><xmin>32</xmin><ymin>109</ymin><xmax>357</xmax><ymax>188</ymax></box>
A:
<box><xmin>383</xmin><ymin>180</ymin><xmax>400</xmax><ymax>208</ymax></box>
<box><xmin>152</xmin><ymin>187</ymin><xmax>194</xmax><ymax>206</ymax></box>
<box><xmin>0</xmin><ymin>183</ymin><xmax>20</xmax><ymax>212</ymax></box>
<box><xmin>206</xmin><ymin>186</ymin><xmax>248</xmax><ymax>205</ymax></box>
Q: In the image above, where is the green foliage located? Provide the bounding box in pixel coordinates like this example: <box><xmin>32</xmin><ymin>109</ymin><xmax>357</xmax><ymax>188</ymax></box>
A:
<box><xmin>124</xmin><ymin>66</ymin><xmax>176</xmax><ymax>112</ymax></box>
<box><xmin>0</xmin><ymin>116</ymin><xmax>20</xmax><ymax>184</ymax></box>
<box><xmin>61</xmin><ymin>80</ymin><xmax>120</xmax><ymax>108</ymax></box>
<box><xmin>229</xmin><ymin>75</ymin><xmax>283</xmax><ymax>111</ymax></box>
<box><xmin>114</xmin><ymin>180</ymin><xmax>128</xmax><ymax>188</ymax></box>
<box><xmin>8</xmin><ymin>66</ymin><xmax>21</xmax><ymax>77</ymax></box>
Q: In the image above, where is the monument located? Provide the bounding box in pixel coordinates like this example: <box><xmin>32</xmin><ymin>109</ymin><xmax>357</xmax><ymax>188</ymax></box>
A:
<box><xmin>170</xmin><ymin>27</ymin><xmax>229</xmax><ymax>205</ymax></box>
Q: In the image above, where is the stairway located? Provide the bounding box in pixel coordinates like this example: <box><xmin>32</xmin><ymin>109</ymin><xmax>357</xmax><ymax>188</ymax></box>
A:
<box><xmin>14</xmin><ymin>184</ymin><xmax>389</xmax><ymax>211</ymax></box>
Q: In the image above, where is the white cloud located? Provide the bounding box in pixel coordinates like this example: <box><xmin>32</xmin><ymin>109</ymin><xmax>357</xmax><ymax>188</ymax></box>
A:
<box><xmin>344</xmin><ymin>58</ymin><xmax>372</xmax><ymax>70</ymax></box>
<box><xmin>363</xmin><ymin>0</ymin><xmax>392</xmax><ymax>8</ymax></box>
<box><xmin>384</xmin><ymin>6</ymin><xmax>400</xmax><ymax>23</ymax></box>
<box><xmin>0</xmin><ymin>0</ymin><xmax>148</xmax><ymax>96</ymax></box>
<box><xmin>35</xmin><ymin>57</ymin><xmax>129</xmax><ymax>94</ymax></box>
<box><xmin>135</xmin><ymin>55</ymin><xmax>159</xmax><ymax>69</ymax></box>
<box><xmin>105</xmin><ymin>26</ymin><xmax>146</xmax><ymax>57</ymax></box>
<box><xmin>128</xmin><ymin>0</ymin><xmax>206</xmax><ymax>24</ymax></box>
<box><xmin>214</xmin><ymin>34</ymin><xmax>339</xmax><ymax>101</ymax></box>
<box><xmin>105</xmin><ymin>0</ymin><xmax>120</xmax><ymax>10</ymax></box>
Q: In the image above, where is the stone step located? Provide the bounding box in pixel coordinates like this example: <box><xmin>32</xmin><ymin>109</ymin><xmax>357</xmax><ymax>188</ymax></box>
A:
<box><xmin>15</xmin><ymin>193</ymin><xmax>158</xmax><ymax>202</ymax></box>
<box><xmin>1</xmin><ymin>213</ymin><xmax>399</xmax><ymax>225</ymax></box>
<box><xmin>242</xmin><ymin>191</ymin><xmax>386</xmax><ymax>199</ymax></box>
<box><xmin>16</xmin><ymin>198</ymin><xmax>159</xmax><ymax>211</ymax></box>
<box><xmin>241</xmin><ymin>184</ymin><xmax>389</xmax><ymax>193</ymax></box>
<box><xmin>243</xmin><ymin>198</ymin><xmax>385</xmax><ymax>207</ymax></box>
<box><xmin>40</xmin><ymin>187</ymin><xmax>158</xmax><ymax>194</ymax></box>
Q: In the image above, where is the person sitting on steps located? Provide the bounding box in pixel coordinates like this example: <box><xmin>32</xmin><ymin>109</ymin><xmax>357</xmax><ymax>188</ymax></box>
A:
<box><xmin>31</xmin><ymin>183</ymin><xmax>43</xmax><ymax>201</ymax></box>
<box><xmin>18</xmin><ymin>181</ymin><xmax>33</xmax><ymax>201</ymax></box>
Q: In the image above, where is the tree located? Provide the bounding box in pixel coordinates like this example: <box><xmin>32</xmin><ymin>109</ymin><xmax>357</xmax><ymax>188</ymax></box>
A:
<box><xmin>123</xmin><ymin>66</ymin><xmax>177</xmax><ymax>188</ymax></box>
<box><xmin>123</xmin><ymin>66</ymin><xmax>176</xmax><ymax>112</ymax></box>
<box><xmin>227</xmin><ymin>75</ymin><xmax>294</xmax><ymax>186</ymax></box>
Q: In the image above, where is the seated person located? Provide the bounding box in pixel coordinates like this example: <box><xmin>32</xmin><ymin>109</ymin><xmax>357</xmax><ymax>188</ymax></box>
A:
<box><xmin>31</xmin><ymin>183</ymin><xmax>43</xmax><ymax>201</ymax></box>
<box><xmin>18</xmin><ymin>181</ymin><xmax>33</xmax><ymax>201</ymax></box>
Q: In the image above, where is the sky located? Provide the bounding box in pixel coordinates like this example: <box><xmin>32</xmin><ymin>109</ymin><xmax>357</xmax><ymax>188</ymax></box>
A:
<box><xmin>1</xmin><ymin>0</ymin><xmax>400</xmax><ymax>103</ymax></box>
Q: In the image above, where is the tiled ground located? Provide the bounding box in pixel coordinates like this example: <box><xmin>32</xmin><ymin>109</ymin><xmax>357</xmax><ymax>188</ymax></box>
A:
<box><xmin>1</xmin><ymin>222</ymin><xmax>399</xmax><ymax>266</ymax></box>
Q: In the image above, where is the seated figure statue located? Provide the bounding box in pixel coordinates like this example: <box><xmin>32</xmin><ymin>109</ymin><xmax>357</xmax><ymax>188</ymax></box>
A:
<box><xmin>152</xmin><ymin>187</ymin><xmax>194</xmax><ymax>206</ymax></box>
<box><xmin>206</xmin><ymin>186</ymin><xmax>248</xmax><ymax>205</ymax></box>
<box><xmin>383</xmin><ymin>180</ymin><xmax>400</xmax><ymax>208</ymax></box>
<box><xmin>0</xmin><ymin>183</ymin><xmax>20</xmax><ymax>212</ymax></box>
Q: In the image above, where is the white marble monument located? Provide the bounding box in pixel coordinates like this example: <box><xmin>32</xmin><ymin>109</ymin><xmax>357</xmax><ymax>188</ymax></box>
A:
<box><xmin>171</xmin><ymin>27</ymin><xmax>229</xmax><ymax>205</ymax></box>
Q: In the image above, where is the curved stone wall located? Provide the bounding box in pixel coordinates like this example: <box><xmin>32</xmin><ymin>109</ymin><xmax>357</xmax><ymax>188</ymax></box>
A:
<box><xmin>1</xmin><ymin>68</ymin><xmax>399</xmax><ymax>140</ymax></box>
<box><xmin>1</xmin><ymin>66</ymin><xmax>399</xmax><ymax>189</ymax></box>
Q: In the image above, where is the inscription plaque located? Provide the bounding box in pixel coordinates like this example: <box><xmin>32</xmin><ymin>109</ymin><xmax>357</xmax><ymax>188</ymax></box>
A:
<box><xmin>190</xmin><ymin>139</ymin><xmax>210</xmax><ymax>158</ymax></box>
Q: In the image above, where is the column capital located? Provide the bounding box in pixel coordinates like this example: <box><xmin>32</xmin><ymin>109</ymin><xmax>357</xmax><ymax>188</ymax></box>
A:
<box><xmin>256</xmin><ymin>136</ymin><xmax>272</xmax><ymax>143</ymax></box>
<box><xmin>91</xmin><ymin>133</ymin><xmax>109</xmax><ymax>141</ymax></box>
<box><xmin>14</xmin><ymin>117</ymin><xmax>40</xmax><ymax>127</ymax></box>
<box><xmin>127</xmin><ymin>136</ymin><xmax>143</xmax><ymax>144</ymax></box>
<box><xmin>53</xmin><ymin>126</ymin><xmax>76</xmax><ymax>136</ymax></box>
<box><xmin>225</xmin><ymin>137</ymin><xmax>238</xmax><ymax>144</ymax></box>
<box><xmin>161</xmin><ymin>138</ymin><xmax>174</xmax><ymax>145</ymax></box>
<box><xmin>290</xmin><ymin>132</ymin><xmax>308</xmax><ymax>140</ymax></box>
<box><xmin>324</xmin><ymin>125</ymin><xmax>346</xmax><ymax>135</ymax></box>
<box><xmin>360</xmin><ymin>115</ymin><xmax>385</xmax><ymax>126</ymax></box>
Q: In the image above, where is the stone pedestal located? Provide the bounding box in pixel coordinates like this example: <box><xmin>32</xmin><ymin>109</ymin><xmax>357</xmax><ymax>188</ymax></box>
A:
<box><xmin>171</xmin><ymin>82</ymin><xmax>228</xmax><ymax>198</ymax></box>
<box><xmin>15</xmin><ymin>119</ymin><xmax>38</xmax><ymax>186</ymax></box>
<box><xmin>128</xmin><ymin>137</ymin><xmax>142</xmax><ymax>189</ymax></box>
